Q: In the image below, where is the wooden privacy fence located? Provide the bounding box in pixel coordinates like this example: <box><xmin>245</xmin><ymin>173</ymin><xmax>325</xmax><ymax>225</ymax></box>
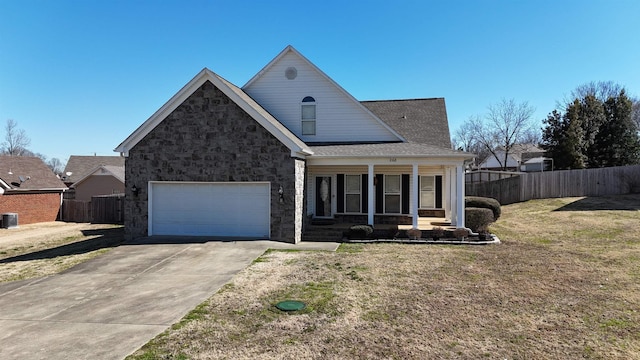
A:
<box><xmin>61</xmin><ymin>200</ymin><xmax>91</xmax><ymax>223</ymax></box>
<box><xmin>61</xmin><ymin>194</ymin><xmax>124</xmax><ymax>224</ymax></box>
<box><xmin>466</xmin><ymin>164</ymin><xmax>640</xmax><ymax>205</ymax></box>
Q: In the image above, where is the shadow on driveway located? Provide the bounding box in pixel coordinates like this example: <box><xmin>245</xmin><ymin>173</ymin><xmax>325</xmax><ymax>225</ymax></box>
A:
<box><xmin>0</xmin><ymin>227</ymin><xmax>124</xmax><ymax>263</ymax></box>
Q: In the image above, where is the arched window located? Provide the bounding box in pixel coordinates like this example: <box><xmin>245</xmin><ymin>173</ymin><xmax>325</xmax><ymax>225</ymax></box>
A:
<box><xmin>301</xmin><ymin>96</ymin><xmax>316</xmax><ymax>135</ymax></box>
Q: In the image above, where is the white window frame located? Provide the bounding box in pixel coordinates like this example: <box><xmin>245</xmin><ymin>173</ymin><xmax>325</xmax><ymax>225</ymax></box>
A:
<box><xmin>420</xmin><ymin>175</ymin><xmax>436</xmax><ymax>209</ymax></box>
<box><xmin>384</xmin><ymin>174</ymin><xmax>401</xmax><ymax>214</ymax></box>
<box><xmin>301</xmin><ymin>96</ymin><xmax>316</xmax><ymax>135</ymax></box>
<box><xmin>345</xmin><ymin>174</ymin><xmax>361</xmax><ymax>213</ymax></box>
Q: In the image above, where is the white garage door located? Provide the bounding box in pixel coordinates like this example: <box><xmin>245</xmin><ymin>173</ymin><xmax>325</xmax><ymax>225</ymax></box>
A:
<box><xmin>149</xmin><ymin>182</ymin><xmax>270</xmax><ymax>238</ymax></box>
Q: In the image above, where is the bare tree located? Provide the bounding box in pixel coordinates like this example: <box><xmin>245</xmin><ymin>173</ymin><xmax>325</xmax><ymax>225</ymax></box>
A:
<box><xmin>47</xmin><ymin>157</ymin><xmax>65</xmax><ymax>175</ymax></box>
<box><xmin>1</xmin><ymin>119</ymin><xmax>31</xmax><ymax>156</ymax></box>
<box><xmin>632</xmin><ymin>98</ymin><xmax>640</xmax><ymax>133</ymax></box>
<box><xmin>472</xmin><ymin>99</ymin><xmax>535</xmax><ymax>170</ymax></box>
<box><xmin>520</xmin><ymin>127</ymin><xmax>543</xmax><ymax>146</ymax></box>
<box><xmin>452</xmin><ymin>115</ymin><xmax>489</xmax><ymax>167</ymax></box>
<box><xmin>557</xmin><ymin>81</ymin><xmax>626</xmax><ymax>111</ymax></box>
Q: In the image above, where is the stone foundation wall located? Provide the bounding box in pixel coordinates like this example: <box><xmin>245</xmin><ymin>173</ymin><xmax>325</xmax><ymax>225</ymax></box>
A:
<box><xmin>125</xmin><ymin>80</ymin><xmax>300</xmax><ymax>243</ymax></box>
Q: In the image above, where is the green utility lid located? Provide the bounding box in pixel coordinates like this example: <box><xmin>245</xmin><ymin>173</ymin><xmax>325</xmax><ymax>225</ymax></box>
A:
<box><xmin>275</xmin><ymin>300</ymin><xmax>306</xmax><ymax>311</ymax></box>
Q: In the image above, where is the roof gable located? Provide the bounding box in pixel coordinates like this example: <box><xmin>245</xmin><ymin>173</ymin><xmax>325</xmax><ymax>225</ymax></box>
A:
<box><xmin>63</xmin><ymin>155</ymin><xmax>125</xmax><ymax>184</ymax></box>
<box><xmin>72</xmin><ymin>165</ymin><xmax>125</xmax><ymax>188</ymax></box>
<box><xmin>0</xmin><ymin>156</ymin><xmax>67</xmax><ymax>190</ymax></box>
<box><xmin>362</xmin><ymin>98</ymin><xmax>452</xmax><ymax>148</ymax></box>
<box><xmin>242</xmin><ymin>46</ymin><xmax>404</xmax><ymax>143</ymax></box>
<box><xmin>114</xmin><ymin>68</ymin><xmax>312</xmax><ymax>157</ymax></box>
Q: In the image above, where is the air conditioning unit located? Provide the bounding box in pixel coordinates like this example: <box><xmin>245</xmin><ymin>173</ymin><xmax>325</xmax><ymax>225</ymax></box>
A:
<box><xmin>1</xmin><ymin>213</ymin><xmax>18</xmax><ymax>229</ymax></box>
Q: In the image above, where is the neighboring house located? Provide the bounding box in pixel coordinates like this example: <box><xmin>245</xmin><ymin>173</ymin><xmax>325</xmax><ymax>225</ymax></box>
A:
<box><xmin>479</xmin><ymin>144</ymin><xmax>545</xmax><ymax>171</ymax></box>
<box><xmin>72</xmin><ymin>165</ymin><xmax>125</xmax><ymax>201</ymax></box>
<box><xmin>0</xmin><ymin>156</ymin><xmax>67</xmax><ymax>225</ymax></box>
<box><xmin>521</xmin><ymin>157</ymin><xmax>553</xmax><ymax>172</ymax></box>
<box><xmin>62</xmin><ymin>155</ymin><xmax>125</xmax><ymax>199</ymax></box>
<box><xmin>115</xmin><ymin>46</ymin><xmax>473</xmax><ymax>243</ymax></box>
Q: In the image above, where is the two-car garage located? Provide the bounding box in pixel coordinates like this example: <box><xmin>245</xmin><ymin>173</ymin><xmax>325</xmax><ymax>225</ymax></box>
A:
<box><xmin>149</xmin><ymin>182</ymin><xmax>271</xmax><ymax>238</ymax></box>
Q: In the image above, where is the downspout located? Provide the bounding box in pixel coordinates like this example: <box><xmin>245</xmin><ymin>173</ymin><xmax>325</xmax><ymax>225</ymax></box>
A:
<box><xmin>58</xmin><ymin>188</ymin><xmax>67</xmax><ymax>221</ymax></box>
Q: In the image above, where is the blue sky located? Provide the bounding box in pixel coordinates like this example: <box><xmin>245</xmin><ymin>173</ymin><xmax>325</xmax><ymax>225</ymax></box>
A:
<box><xmin>1</xmin><ymin>0</ymin><xmax>638</xmax><ymax>162</ymax></box>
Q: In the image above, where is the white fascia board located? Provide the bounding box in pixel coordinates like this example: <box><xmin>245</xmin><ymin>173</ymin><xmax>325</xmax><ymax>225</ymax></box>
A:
<box><xmin>114</xmin><ymin>67</ymin><xmax>313</xmax><ymax>157</ymax></box>
<box><xmin>213</xmin><ymin>71</ymin><xmax>313</xmax><ymax>156</ymax></box>
<box><xmin>114</xmin><ymin>68</ymin><xmax>212</xmax><ymax>156</ymax></box>
<box><xmin>307</xmin><ymin>156</ymin><xmax>468</xmax><ymax>167</ymax></box>
<box><xmin>242</xmin><ymin>45</ymin><xmax>405</xmax><ymax>142</ymax></box>
<box><xmin>72</xmin><ymin>165</ymin><xmax>124</xmax><ymax>187</ymax></box>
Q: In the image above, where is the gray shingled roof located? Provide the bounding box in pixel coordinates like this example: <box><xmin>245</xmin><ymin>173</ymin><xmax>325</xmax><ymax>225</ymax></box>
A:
<box><xmin>361</xmin><ymin>98</ymin><xmax>452</xmax><ymax>148</ymax></box>
<box><xmin>310</xmin><ymin>143</ymin><xmax>471</xmax><ymax>158</ymax></box>
<box><xmin>63</xmin><ymin>156</ymin><xmax>125</xmax><ymax>184</ymax></box>
<box><xmin>0</xmin><ymin>156</ymin><xmax>67</xmax><ymax>190</ymax></box>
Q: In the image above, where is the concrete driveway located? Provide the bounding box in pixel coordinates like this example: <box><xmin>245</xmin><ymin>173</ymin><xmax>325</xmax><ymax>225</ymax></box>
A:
<box><xmin>0</xmin><ymin>237</ymin><xmax>338</xmax><ymax>360</ymax></box>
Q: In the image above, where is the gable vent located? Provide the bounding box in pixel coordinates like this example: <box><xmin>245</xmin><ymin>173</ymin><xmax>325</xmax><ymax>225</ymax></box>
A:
<box><xmin>285</xmin><ymin>67</ymin><xmax>297</xmax><ymax>80</ymax></box>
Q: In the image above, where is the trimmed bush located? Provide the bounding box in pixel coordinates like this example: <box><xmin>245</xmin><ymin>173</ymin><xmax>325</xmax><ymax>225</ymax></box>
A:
<box><xmin>465</xmin><ymin>207</ymin><xmax>494</xmax><ymax>233</ymax></box>
<box><xmin>348</xmin><ymin>224</ymin><xmax>374</xmax><ymax>239</ymax></box>
<box><xmin>430</xmin><ymin>226</ymin><xmax>445</xmax><ymax>240</ymax></box>
<box><xmin>465</xmin><ymin>196</ymin><xmax>501</xmax><ymax>221</ymax></box>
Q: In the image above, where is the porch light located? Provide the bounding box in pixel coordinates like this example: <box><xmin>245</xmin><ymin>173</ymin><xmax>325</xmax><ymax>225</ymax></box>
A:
<box><xmin>131</xmin><ymin>184</ymin><xmax>139</xmax><ymax>196</ymax></box>
<box><xmin>278</xmin><ymin>185</ymin><xmax>284</xmax><ymax>203</ymax></box>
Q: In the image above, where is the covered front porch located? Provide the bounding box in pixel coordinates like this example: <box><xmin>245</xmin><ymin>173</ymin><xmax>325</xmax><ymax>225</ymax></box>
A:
<box><xmin>305</xmin><ymin>161</ymin><xmax>466</xmax><ymax>230</ymax></box>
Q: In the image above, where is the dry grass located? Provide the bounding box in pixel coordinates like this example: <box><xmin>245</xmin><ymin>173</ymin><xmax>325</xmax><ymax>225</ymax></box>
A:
<box><xmin>128</xmin><ymin>194</ymin><xmax>640</xmax><ymax>359</ymax></box>
<box><xmin>0</xmin><ymin>223</ymin><xmax>123</xmax><ymax>282</ymax></box>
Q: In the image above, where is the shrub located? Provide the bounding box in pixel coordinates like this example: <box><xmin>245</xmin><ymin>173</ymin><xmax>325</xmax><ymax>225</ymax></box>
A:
<box><xmin>431</xmin><ymin>226</ymin><xmax>445</xmax><ymax>240</ymax></box>
<box><xmin>465</xmin><ymin>196</ymin><xmax>501</xmax><ymax>221</ymax></box>
<box><xmin>465</xmin><ymin>207</ymin><xmax>494</xmax><ymax>233</ymax></box>
<box><xmin>453</xmin><ymin>227</ymin><xmax>470</xmax><ymax>239</ymax></box>
<box><xmin>348</xmin><ymin>224</ymin><xmax>374</xmax><ymax>239</ymax></box>
<box><xmin>407</xmin><ymin>228</ymin><xmax>422</xmax><ymax>239</ymax></box>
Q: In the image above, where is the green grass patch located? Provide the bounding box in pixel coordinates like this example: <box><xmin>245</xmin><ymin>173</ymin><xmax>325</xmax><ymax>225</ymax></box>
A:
<box><xmin>336</xmin><ymin>243</ymin><xmax>364</xmax><ymax>253</ymax></box>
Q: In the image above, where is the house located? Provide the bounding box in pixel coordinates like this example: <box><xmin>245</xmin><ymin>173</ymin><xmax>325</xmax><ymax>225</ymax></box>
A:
<box><xmin>115</xmin><ymin>46</ymin><xmax>473</xmax><ymax>243</ymax></box>
<box><xmin>71</xmin><ymin>165</ymin><xmax>125</xmax><ymax>201</ymax></box>
<box><xmin>478</xmin><ymin>144</ymin><xmax>544</xmax><ymax>171</ymax></box>
<box><xmin>0</xmin><ymin>155</ymin><xmax>68</xmax><ymax>225</ymax></box>
<box><xmin>62</xmin><ymin>155</ymin><xmax>125</xmax><ymax>199</ymax></box>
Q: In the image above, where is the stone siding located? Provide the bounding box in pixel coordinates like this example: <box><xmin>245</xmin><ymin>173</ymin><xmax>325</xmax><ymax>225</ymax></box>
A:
<box><xmin>125</xmin><ymin>80</ymin><xmax>300</xmax><ymax>243</ymax></box>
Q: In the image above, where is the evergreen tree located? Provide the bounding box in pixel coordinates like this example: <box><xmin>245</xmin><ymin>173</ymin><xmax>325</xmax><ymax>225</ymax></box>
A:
<box><xmin>543</xmin><ymin>83</ymin><xmax>640</xmax><ymax>169</ymax></box>
<box><xmin>542</xmin><ymin>106</ymin><xmax>586</xmax><ymax>169</ymax></box>
<box><xmin>593</xmin><ymin>90</ymin><xmax>640</xmax><ymax>166</ymax></box>
<box><xmin>579</xmin><ymin>95</ymin><xmax>607</xmax><ymax>167</ymax></box>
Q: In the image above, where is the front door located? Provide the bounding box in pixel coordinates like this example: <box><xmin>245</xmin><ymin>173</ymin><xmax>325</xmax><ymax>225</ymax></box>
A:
<box><xmin>315</xmin><ymin>176</ymin><xmax>332</xmax><ymax>217</ymax></box>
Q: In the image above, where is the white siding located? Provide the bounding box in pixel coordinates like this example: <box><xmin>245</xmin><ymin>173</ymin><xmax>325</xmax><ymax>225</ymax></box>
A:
<box><xmin>481</xmin><ymin>152</ymin><xmax>520</xmax><ymax>169</ymax></box>
<box><xmin>306</xmin><ymin>166</ymin><xmax>446</xmax><ymax>216</ymax></box>
<box><xmin>244</xmin><ymin>51</ymin><xmax>399</xmax><ymax>143</ymax></box>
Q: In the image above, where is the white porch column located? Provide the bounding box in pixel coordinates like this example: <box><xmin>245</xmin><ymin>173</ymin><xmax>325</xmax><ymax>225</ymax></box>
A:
<box><xmin>450</xmin><ymin>167</ymin><xmax>457</xmax><ymax>225</ymax></box>
<box><xmin>412</xmin><ymin>164</ymin><xmax>419</xmax><ymax>229</ymax></box>
<box><xmin>456</xmin><ymin>165</ymin><xmax>465</xmax><ymax>228</ymax></box>
<box><xmin>368</xmin><ymin>164</ymin><xmax>374</xmax><ymax>226</ymax></box>
<box><xmin>444</xmin><ymin>166</ymin><xmax>452</xmax><ymax>221</ymax></box>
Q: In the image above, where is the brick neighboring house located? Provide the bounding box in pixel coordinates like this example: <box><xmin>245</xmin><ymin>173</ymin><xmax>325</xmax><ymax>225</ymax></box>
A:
<box><xmin>63</xmin><ymin>156</ymin><xmax>125</xmax><ymax>200</ymax></box>
<box><xmin>116</xmin><ymin>46</ymin><xmax>473</xmax><ymax>243</ymax></box>
<box><xmin>0</xmin><ymin>156</ymin><xmax>67</xmax><ymax>225</ymax></box>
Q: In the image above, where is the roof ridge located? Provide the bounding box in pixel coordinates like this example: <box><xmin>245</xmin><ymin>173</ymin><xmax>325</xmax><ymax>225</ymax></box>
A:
<box><xmin>361</xmin><ymin>97</ymin><xmax>443</xmax><ymax>103</ymax></box>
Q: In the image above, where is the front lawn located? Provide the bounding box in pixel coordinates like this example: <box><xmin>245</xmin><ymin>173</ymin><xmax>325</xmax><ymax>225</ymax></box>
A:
<box><xmin>128</xmin><ymin>194</ymin><xmax>640</xmax><ymax>359</ymax></box>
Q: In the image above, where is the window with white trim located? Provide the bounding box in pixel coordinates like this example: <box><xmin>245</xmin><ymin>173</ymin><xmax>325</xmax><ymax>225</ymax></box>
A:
<box><xmin>420</xmin><ymin>175</ymin><xmax>435</xmax><ymax>208</ymax></box>
<box><xmin>301</xmin><ymin>96</ymin><xmax>316</xmax><ymax>135</ymax></box>
<box><xmin>345</xmin><ymin>175</ymin><xmax>361</xmax><ymax>212</ymax></box>
<box><xmin>384</xmin><ymin>175</ymin><xmax>401</xmax><ymax>213</ymax></box>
